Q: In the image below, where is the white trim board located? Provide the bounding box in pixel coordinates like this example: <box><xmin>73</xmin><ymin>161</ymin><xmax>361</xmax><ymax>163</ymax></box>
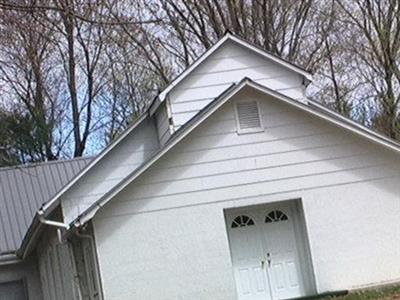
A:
<box><xmin>74</xmin><ymin>78</ymin><xmax>400</xmax><ymax>226</ymax></box>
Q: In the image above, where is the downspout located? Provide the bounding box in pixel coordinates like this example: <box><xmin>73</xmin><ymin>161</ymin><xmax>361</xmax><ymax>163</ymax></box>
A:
<box><xmin>37</xmin><ymin>209</ymin><xmax>83</xmax><ymax>299</ymax></box>
<box><xmin>75</xmin><ymin>230</ymin><xmax>104</xmax><ymax>300</ymax></box>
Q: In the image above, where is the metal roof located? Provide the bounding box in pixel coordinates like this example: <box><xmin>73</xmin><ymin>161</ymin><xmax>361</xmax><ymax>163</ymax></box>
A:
<box><xmin>0</xmin><ymin>157</ymin><xmax>91</xmax><ymax>254</ymax></box>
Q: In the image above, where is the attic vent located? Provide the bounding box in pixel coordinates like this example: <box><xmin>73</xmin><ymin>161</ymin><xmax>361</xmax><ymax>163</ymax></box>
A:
<box><xmin>235</xmin><ymin>101</ymin><xmax>263</xmax><ymax>134</ymax></box>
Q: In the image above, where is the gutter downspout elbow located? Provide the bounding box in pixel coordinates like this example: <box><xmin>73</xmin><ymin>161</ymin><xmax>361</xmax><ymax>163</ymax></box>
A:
<box><xmin>37</xmin><ymin>209</ymin><xmax>70</xmax><ymax>230</ymax></box>
<box><xmin>37</xmin><ymin>209</ymin><xmax>70</xmax><ymax>244</ymax></box>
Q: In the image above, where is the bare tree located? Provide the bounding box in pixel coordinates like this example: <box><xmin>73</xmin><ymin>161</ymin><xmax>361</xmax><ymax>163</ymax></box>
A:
<box><xmin>1</xmin><ymin>0</ymin><xmax>400</xmax><ymax>168</ymax></box>
<box><xmin>336</xmin><ymin>0</ymin><xmax>400</xmax><ymax>139</ymax></box>
<box><xmin>0</xmin><ymin>0</ymin><xmax>169</xmax><ymax>164</ymax></box>
<box><xmin>0</xmin><ymin>5</ymin><xmax>62</xmax><ymax>163</ymax></box>
<box><xmin>155</xmin><ymin>0</ymin><xmax>326</xmax><ymax>69</ymax></box>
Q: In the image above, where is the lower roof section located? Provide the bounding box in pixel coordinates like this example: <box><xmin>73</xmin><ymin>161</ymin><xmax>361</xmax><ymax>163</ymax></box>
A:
<box><xmin>0</xmin><ymin>157</ymin><xmax>91</xmax><ymax>254</ymax></box>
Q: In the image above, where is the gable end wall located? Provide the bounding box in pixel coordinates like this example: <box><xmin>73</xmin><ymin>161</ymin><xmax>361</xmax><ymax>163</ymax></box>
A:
<box><xmin>92</xmin><ymin>87</ymin><xmax>400</xmax><ymax>299</ymax></box>
<box><xmin>169</xmin><ymin>40</ymin><xmax>306</xmax><ymax>129</ymax></box>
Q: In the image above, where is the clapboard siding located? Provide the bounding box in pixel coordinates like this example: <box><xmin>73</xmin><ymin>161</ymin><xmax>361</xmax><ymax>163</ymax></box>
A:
<box><xmin>98</xmin><ymin>87</ymin><xmax>400</xmax><ymax>217</ymax></box>
<box><xmin>128</xmin><ymin>154</ymin><xmax>387</xmax><ymax>196</ymax></box>
<box><xmin>122</xmin><ymin>159</ymin><xmax>390</xmax><ymax>202</ymax></box>
<box><xmin>131</xmin><ymin>143</ymin><xmax>373</xmax><ymax>185</ymax></box>
<box><xmin>172</xmin><ymin>76</ymin><xmax>301</xmax><ymax>103</ymax></box>
<box><xmin>158</xmin><ymin>132</ymin><xmax>352</xmax><ymax>170</ymax></box>
<box><xmin>168</xmin><ymin>40</ymin><xmax>305</xmax><ymax>129</ymax></box>
<box><xmin>177</xmin><ymin>66</ymin><xmax>298</xmax><ymax>90</ymax></box>
<box><xmin>61</xmin><ymin>118</ymin><xmax>159</xmax><ymax>224</ymax></box>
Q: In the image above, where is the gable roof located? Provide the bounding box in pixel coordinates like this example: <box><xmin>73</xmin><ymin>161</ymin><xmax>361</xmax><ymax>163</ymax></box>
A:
<box><xmin>74</xmin><ymin>78</ymin><xmax>400</xmax><ymax>226</ymax></box>
<box><xmin>0</xmin><ymin>157</ymin><xmax>91</xmax><ymax>255</ymax></box>
<box><xmin>40</xmin><ymin>32</ymin><xmax>311</xmax><ymax>217</ymax></box>
<box><xmin>156</xmin><ymin>32</ymin><xmax>313</xmax><ymax>104</ymax></box>
<box><xmin>17</xmin><ymin>35</ymin><xmax>400</xmax><ymax>259</ymax></box>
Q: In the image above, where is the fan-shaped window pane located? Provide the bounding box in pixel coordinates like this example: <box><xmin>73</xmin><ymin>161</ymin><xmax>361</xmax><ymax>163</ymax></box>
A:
<box><xmin>265</xmin><ymin>210</ymin><xmax>289</xmax><ymax>223</ymax></box>
<box><xmin>231</xmin><ymin>215</ymin><xmax>255</xmax><ymax>228</ymax></box>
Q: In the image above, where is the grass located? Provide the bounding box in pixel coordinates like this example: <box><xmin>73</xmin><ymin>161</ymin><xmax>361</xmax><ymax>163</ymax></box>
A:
<box><xmin>321</xmin><ymin>285</ymin><xmax>400</xmax><ymax>299</ymax></box>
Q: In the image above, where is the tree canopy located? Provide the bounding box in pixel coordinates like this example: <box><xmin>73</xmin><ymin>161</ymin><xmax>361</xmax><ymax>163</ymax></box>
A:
<box><xmin>0</xmin><ymin>0</ymin><xmax>399</xmax><ymax>166</ymax></box>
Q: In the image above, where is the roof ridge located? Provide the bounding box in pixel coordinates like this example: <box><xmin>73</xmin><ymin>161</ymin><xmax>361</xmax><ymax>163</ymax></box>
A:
<box><xmin>0</xmin><ymin>156</ymin><xmax>94</xmax><ymax>172</ymax></box>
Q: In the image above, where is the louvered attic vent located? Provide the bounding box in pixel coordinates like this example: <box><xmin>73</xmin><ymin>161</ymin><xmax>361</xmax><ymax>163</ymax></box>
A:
<box><xmin>235</xmin><ymin>101</ymin><xmax>263</xmax><ymax>134</ymax></box>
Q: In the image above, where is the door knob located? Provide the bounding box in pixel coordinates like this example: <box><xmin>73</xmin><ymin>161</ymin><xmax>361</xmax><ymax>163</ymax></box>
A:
<box><xmin>266</xmin><ymin>253</ymin><xmax>271</xmax><ymax>267</ymax></box>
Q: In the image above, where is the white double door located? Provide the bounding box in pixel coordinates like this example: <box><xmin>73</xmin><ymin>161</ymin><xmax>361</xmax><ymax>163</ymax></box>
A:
<box><xmin>227</xmin><ymin>204</ymin><xmax>305</xmax><ymax>300</ymax></box>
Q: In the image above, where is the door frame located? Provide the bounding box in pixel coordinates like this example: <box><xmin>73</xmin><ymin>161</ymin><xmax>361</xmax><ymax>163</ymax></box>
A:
<box><xmin>224</xmin><ymin>198</ymin><xmax>317</xmax><ymax>299</ymax></box>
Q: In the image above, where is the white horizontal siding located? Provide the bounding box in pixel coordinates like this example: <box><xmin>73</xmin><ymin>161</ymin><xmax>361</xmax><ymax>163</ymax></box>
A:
<box><xmin>104</xmin><ymin>165</ymin><xmax>398</xmax><ymax>217</ymax></box>
<box><xmin>133</xmin><ymin>143</ymin><xmax>374</xmax><ymax>185</ymax></box>
<box><xmin>169</xmin><ymin>40</ymin><xmax>305</xmax><ymax>128</ymax></box>
<box><xmin>178</xmin><ymin>65</ymin><xmax>298</xmax><ymax>90</ymax></box>
<box><xmin>121</xmin><ymin>155</ymin><xmax>390</xmax><ymax>201</ymax></box>
<box><xmin>61</xmin><ymin>118</ymin><xmax>159</xmax><ymax>223</ymax></box>
<box><xmin>98</xmin><ymin>86</ymin><xmax>400</xmax><ymax>219</ymax></box>
<box><xmin>93</xmin><ymin>87</ymin><xmax>400</xmax><ymax>298</ymax></box>
<box><xmin>172</xmin><ymin>77</ymin><xmax>302</xmax><ymax>104</ymax></box>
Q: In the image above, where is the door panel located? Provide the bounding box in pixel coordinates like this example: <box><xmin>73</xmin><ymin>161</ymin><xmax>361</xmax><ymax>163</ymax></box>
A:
<box><xmin>228</xmin><ymin>214</ymin><xmax>272</xmax><ymax>300</ymax></box>
<box><xmin>260</xmin><ymin>207</ymin><xmax>304</xmax><ymax>299</ymax></box>
<box><xmin>227</xmin><ymin>204</ymin><xmax>307</xmax><ymax>300</ymax></box>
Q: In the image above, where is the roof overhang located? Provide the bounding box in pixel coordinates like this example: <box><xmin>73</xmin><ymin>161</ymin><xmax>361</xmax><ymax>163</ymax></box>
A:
<box><xmin>72</xmin><ymin>78</ymin><xmax>400</xmax><ymax>227</ymax></box>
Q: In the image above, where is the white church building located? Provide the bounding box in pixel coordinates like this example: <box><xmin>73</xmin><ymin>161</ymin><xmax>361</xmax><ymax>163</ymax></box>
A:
<box><xmin>0</xmin><ymin>33</ymin><xmax>399</xmax><ymax>300</ymax></box>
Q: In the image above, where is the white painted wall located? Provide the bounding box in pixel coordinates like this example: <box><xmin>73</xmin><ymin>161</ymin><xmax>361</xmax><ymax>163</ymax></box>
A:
<box><xmin>94</xmin><ymin>203</ymin><xmax>237</xmax><ymax>299</ymax></box>
<box><xmin>168</xmin><ymin>40</ymin><xmax>306</xmax><ymax>129</ymax></box>
<box><xmin>61</xmin><ymin>118</ymin><xmax>159</xmax><ymax>224</ymax></box>
<box><xmin>93</xmin><ymin>87</ymin><xmax>400</xmax><ymax>299</ymax></box>
<box><xmin>302</xmin><ymin>179</ymin><xmax>400</xmax><ymax>291</ymax></box>
<box><xmin>0</xmin><ymin>257</ymin><xmax>43</xmax><ymax>300</ymax></box>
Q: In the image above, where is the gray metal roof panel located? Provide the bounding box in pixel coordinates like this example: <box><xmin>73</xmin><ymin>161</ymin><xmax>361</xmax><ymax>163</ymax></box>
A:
<box><xmin>0</xmin><ymin>157</ymin><xmax>92</xmax><ymax>254</ymax></box>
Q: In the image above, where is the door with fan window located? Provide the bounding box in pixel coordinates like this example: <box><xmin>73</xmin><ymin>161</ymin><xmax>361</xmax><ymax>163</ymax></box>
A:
<box><xmin>226</xmin><ymin>204</ymin><xmax>306</xmax><ymax>300</ymax></box>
